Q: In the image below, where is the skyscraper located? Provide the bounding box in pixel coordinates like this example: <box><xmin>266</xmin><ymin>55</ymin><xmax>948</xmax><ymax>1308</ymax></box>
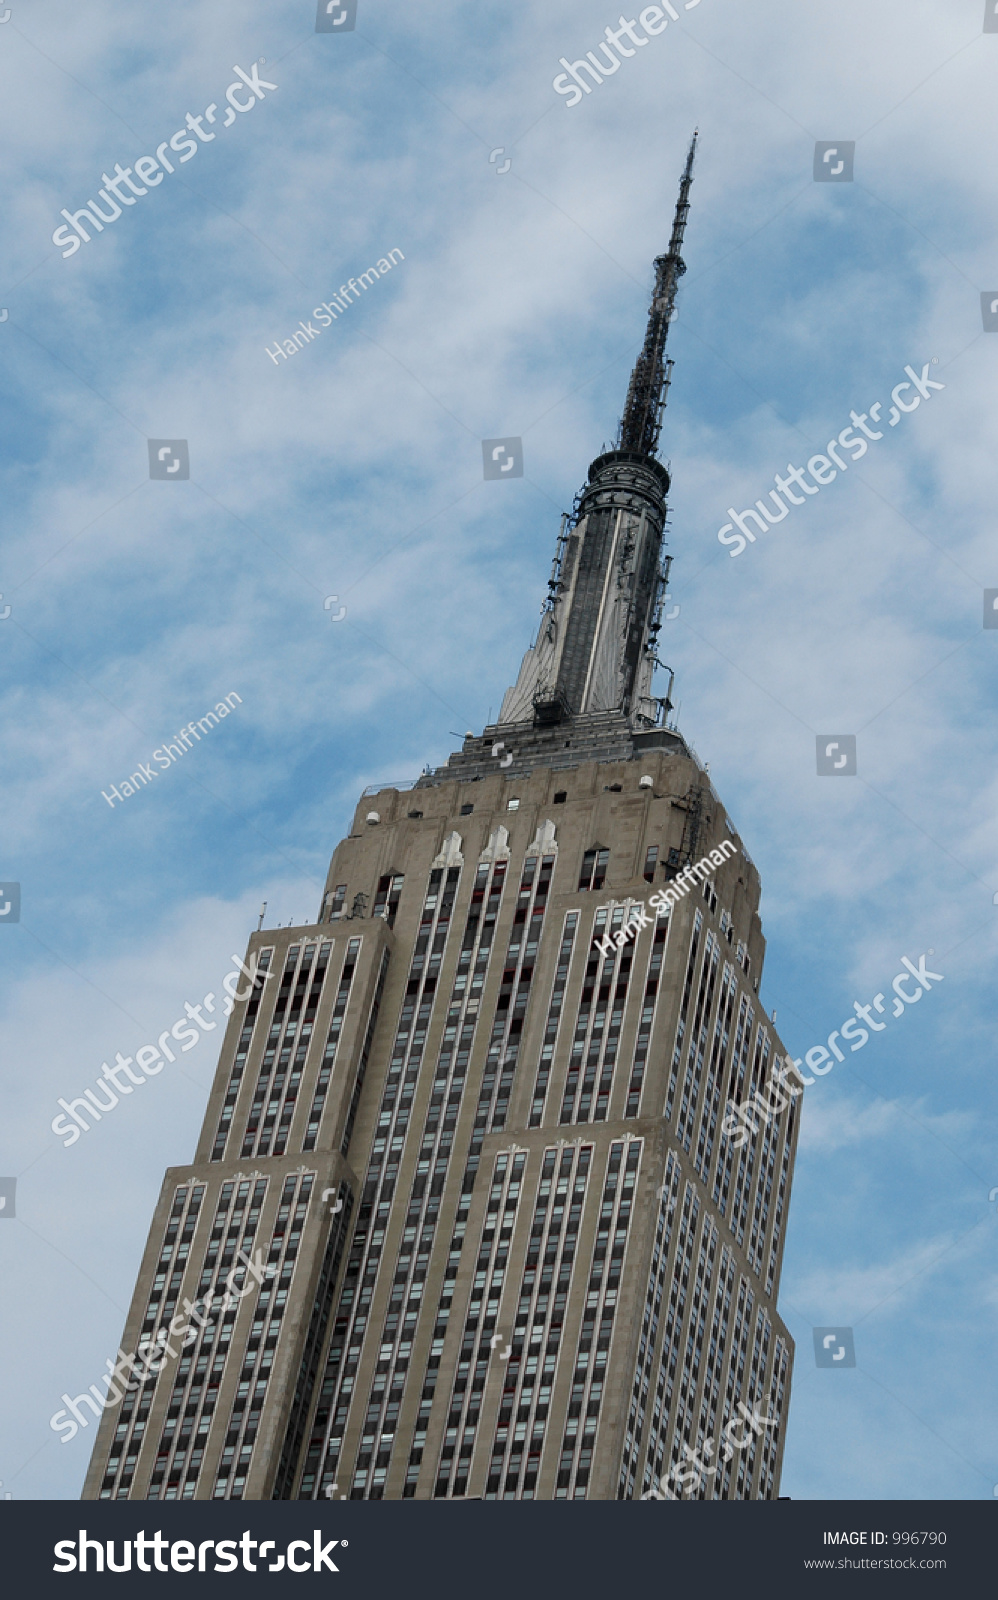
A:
<box><xmin>83</xmin><ymin>134</ymin><xmax>798</xmax><ymax>1505</ymax></box>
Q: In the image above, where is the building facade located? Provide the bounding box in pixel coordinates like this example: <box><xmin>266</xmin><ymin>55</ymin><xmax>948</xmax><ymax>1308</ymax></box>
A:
<box><xmin>83</xmin><ymin>137</ymin><xmax>799</xmax><ymax>1504</ymax></box>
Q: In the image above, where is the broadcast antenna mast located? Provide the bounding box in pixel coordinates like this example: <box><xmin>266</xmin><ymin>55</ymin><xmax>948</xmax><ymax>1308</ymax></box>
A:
<box><xmin>617</xmin><ymin>130</ymin><xmax>698</xmax><ymax>458</ymax></box>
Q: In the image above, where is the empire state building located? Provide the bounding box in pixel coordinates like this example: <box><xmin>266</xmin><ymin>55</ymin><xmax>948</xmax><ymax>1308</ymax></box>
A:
<box><xmin>84</xmin><ymin>134</ymin><xmax>798</xmax><ymax>1503</ymax></box>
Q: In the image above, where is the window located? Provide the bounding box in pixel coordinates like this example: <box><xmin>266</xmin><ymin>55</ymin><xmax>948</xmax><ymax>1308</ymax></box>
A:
<box><xmin>327</xmin><ymin>884</ymin><xmax>347</xmax><ymax>921</ymax></box>
<box><xmin>507</xmin><ymin>799</ymin><xmax>520</xmax><ymax>812</ymax></box>
<box><xmin>554</xmin><ymin>791</ymin><xmax>567</xmax><ymax>804</ymax></box>
<box><xmin>578</xmin><ymin>848</ymin><xmax>609</xmax><ymax>891</ymax></box>
<box><xmin>643</xmin><ymin>846</ymin><xmax>658</xmax><ymax>883</ymax></box>
<box><xmin>408</xmin><ymin>810</ymin><xmax>423</xmax><ymax>820</ymax></box>
<box><xmin>460</xmin><ymin>804</ymin><xmax>474</xmax><ymax>816</ymax></box>
<box><xmin>373</xmin><ymin>875</ymin><xmax>404</xmax><ymax>928</ymax></box>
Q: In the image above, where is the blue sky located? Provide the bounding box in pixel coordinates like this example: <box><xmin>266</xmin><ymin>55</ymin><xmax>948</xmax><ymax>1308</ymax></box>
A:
<box><xmin>1</xmin><ymin>0</ymin><xmax>997</xmax><ymax>1501</ymax></box>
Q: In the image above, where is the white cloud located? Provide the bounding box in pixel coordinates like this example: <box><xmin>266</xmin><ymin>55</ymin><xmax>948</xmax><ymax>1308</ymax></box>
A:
<box><xmin>798</xmin><ymin>1092</ymin><xmax>976</xmax><ymax>1156</ymax></box>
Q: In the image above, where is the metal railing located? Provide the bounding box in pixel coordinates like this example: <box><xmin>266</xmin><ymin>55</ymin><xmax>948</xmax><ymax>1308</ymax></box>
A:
<box><xmin>361</xmin><ymin>778</ymin><xmax>420</xmax><ymax>796</ymax></box>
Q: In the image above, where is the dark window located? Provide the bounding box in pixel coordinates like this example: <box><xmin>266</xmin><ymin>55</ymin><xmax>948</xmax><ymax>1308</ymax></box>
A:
<box><xmin>643</xmin><ymin>846</ymin><xmax>658</xmax><ymax>883</ymax></box>
<box><xmin>460</xmin><ymin>804</ymin><xmax>474</xmax><ymax>816</ymax></box>
<box><xmin>553</xmin><ymin>791</ymin><xmax>567</xmax><ymax>804</ymax></box>
<box><xmin>408</xmin><ymin>810</ymin><xmax>423</xmax><ymax>819</ymax></box>
<box><xmin>578</xmin><ymin>848</ymin><xmax>609</xmax><ymax>892</ymax></box>
<box><xmin>373</xmin><ymin>875</ymin><xmax>404</xmax><ymax>928</ymax></box>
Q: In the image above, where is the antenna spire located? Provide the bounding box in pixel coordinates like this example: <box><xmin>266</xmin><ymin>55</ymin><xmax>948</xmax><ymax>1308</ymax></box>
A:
<box><xmin>617</xmin><ymin>130</ymin><xmax>698</xmax><ymax>457</ymax></box>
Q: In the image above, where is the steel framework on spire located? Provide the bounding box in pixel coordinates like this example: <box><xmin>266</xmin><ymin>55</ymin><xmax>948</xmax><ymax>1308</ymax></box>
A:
<box><xmin>617</xmin><ymin>131</ymin><xmax>697</xmax><ymax>459</ymax></box>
